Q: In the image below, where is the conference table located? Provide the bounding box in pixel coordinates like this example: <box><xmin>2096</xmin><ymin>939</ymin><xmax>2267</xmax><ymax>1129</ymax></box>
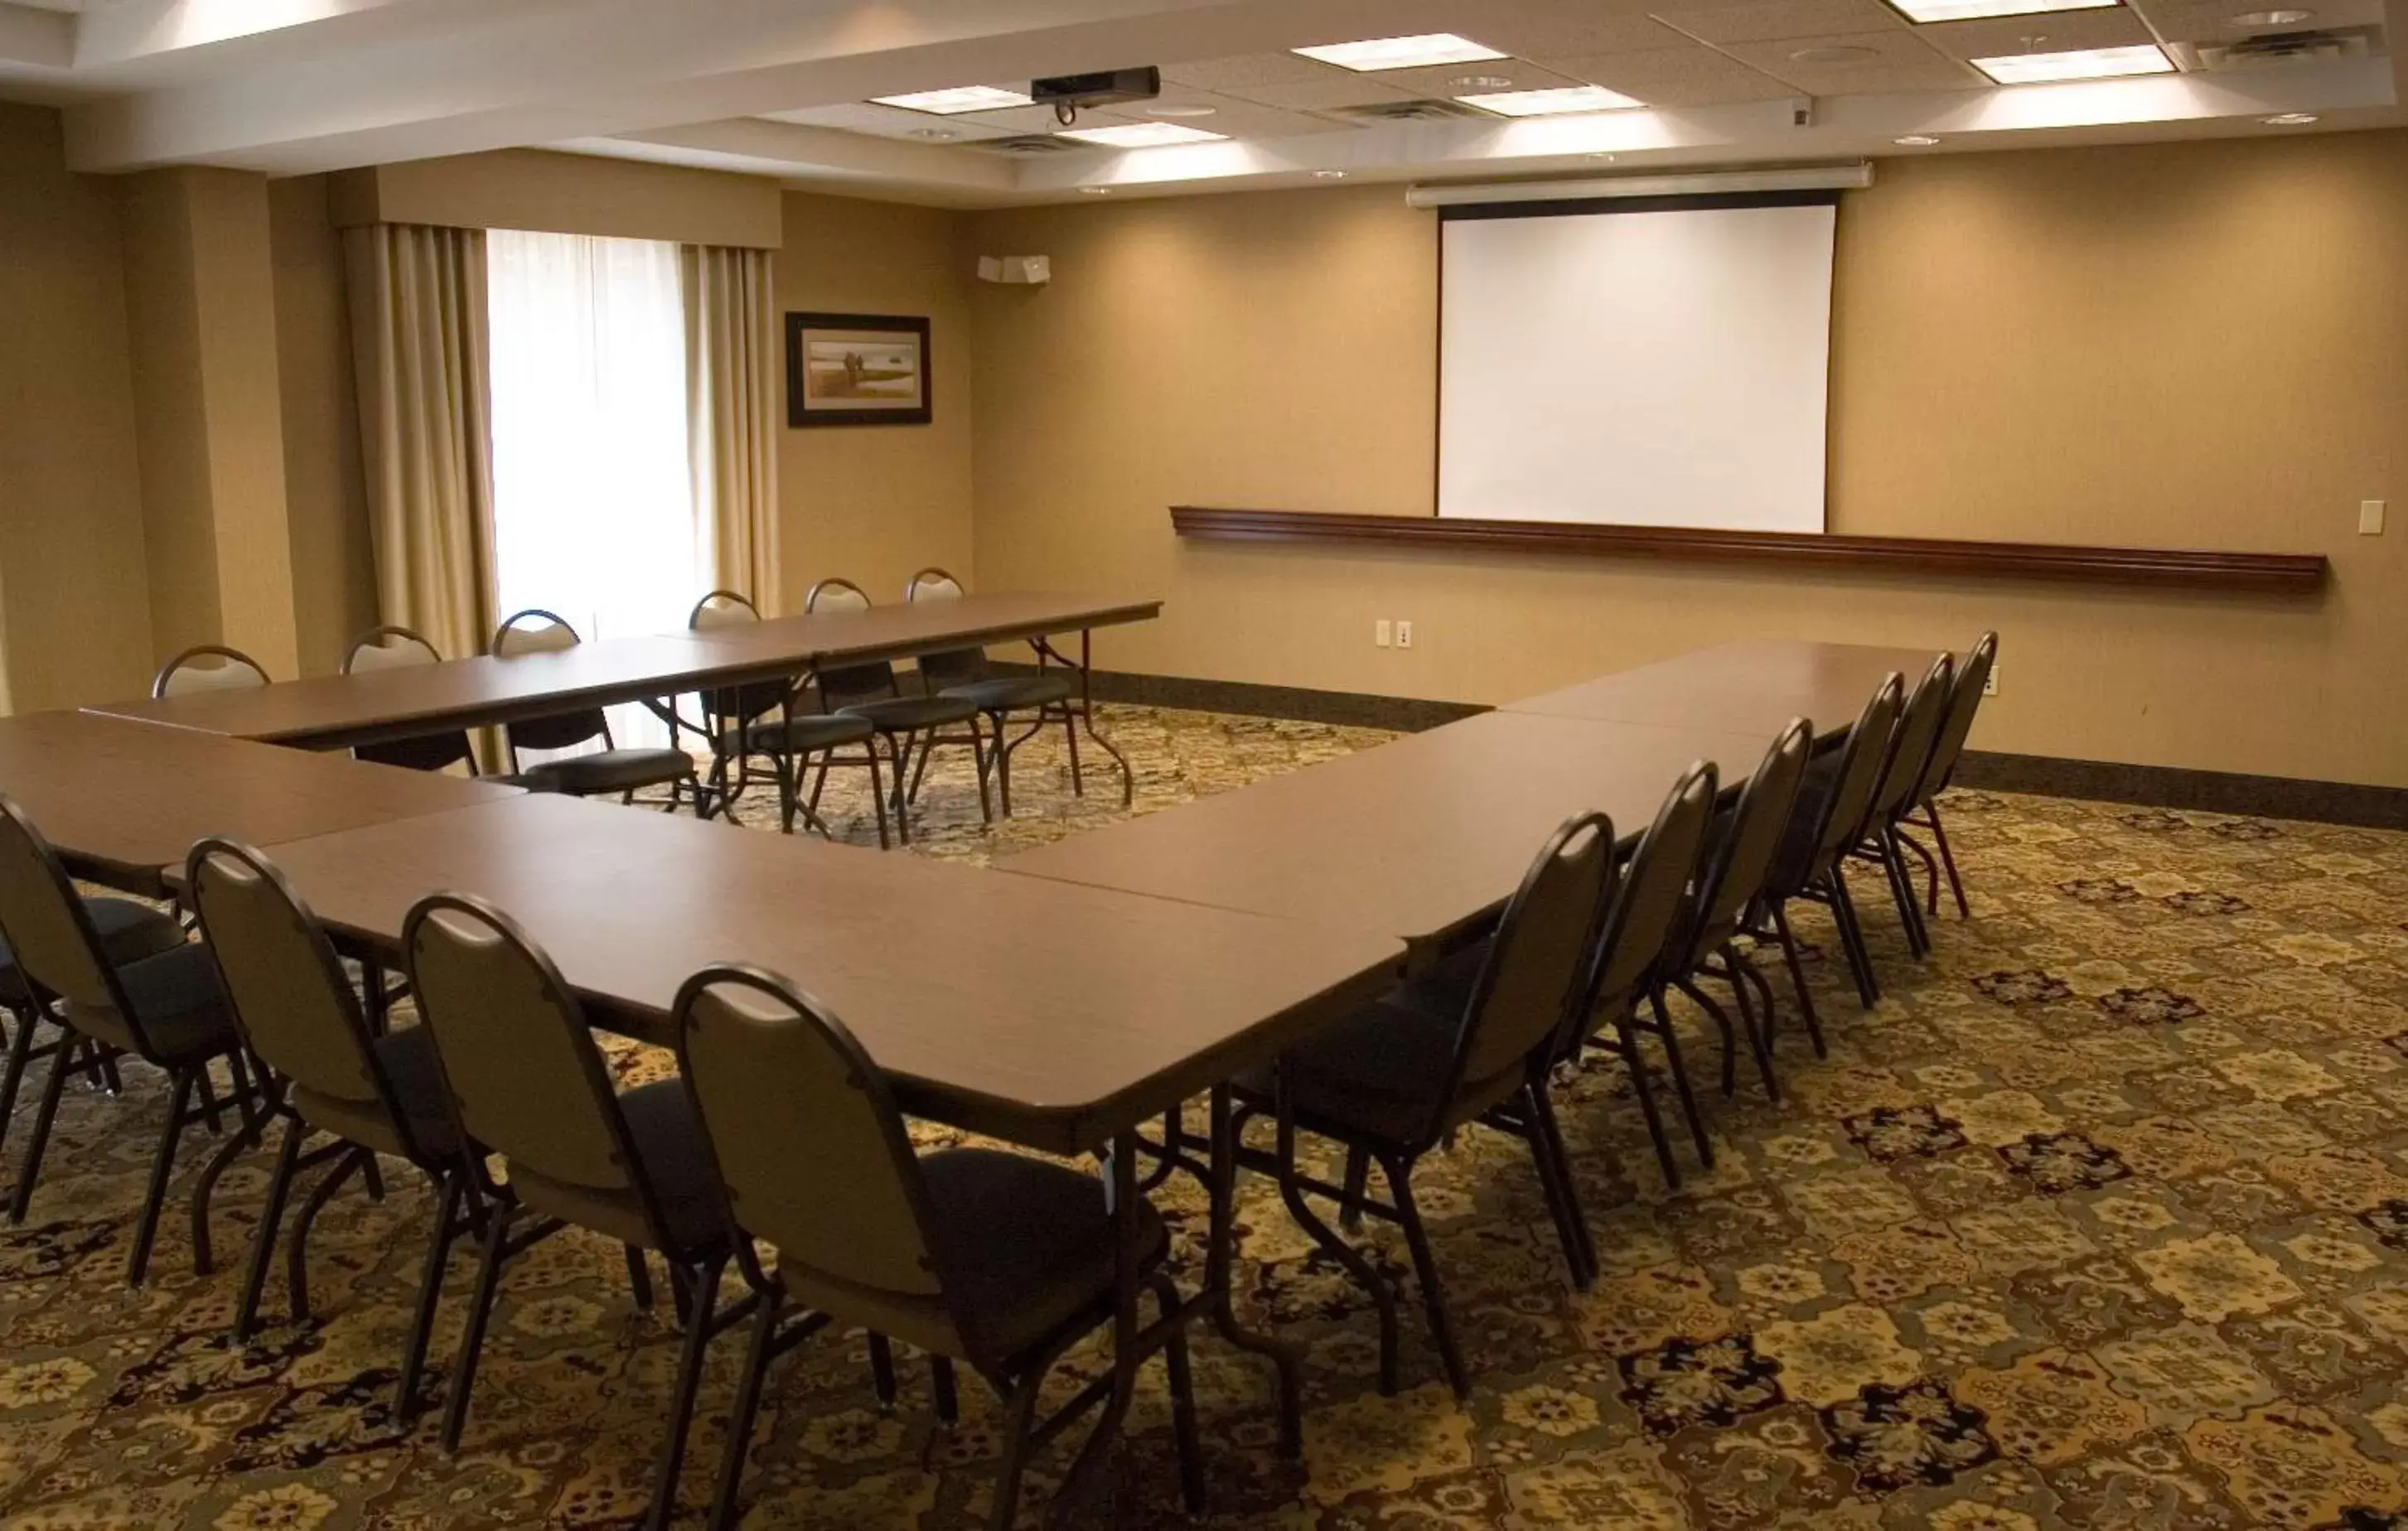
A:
<box><xmin>1506</xmin><ymin>637</ymin><xmax>1942</xmax><ymax>736</ymax></box>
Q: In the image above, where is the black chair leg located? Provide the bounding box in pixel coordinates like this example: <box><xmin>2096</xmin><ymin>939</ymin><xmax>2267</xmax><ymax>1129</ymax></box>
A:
<box><xmin>1148</xmin><ymin>1271</ymin><xmax>1207</xmax><ymax>1514</ymax></box>
<box><xmin>442</xmin><ymin>1199</ymin><xmax>516</xmax><ymax>1452</ymax></box>
<box><xmin>625</xmin><ymin>1244</ymin><xmax>655</xmax><ymax>1310</ymax></box>
<box><xmin>287</xmin><ymin>1147</ymin><xmax>366</xmax><ymax>1323</ymax></box>
<box><xmin>1612</xmin><ymin>1015</ymin><xmax>1681</xmax><ymax>1189</ymax></box>
<box><xmin>1675</xmin><ymin>976</ymin><xmax>1742</xmax><ymax>1098</ymax></box>
<box><xmin>398</xmin><ymin>1171</ymin><xmax>468</xmax><ymax>1423</ymax></box>
<box><xmin>1927</xmin><ymin>804</ymin><xmax>1970</xmax><ymax>919</ymax></box>
<box><xmin>0</xmin><ymin>1002</ymin><xmax>40</xmax><ymax>1157</ymax></box>
<box><xmin>190</xmin><ymin>1070</ymin><xmax>273</xmax><ymax>1277</ymax></box>
<box><xmin>1527</xmin><ymin>1081</ymin><xmax>1595</xmax><ymax>1286</ymax></box>
<box><xmin>1826</xmin><ymin>871</ymin><xmax>1881</xmax><ymax>1007</ymax></box>
<box><xmin>126</xmin><ymin>1070</ymin><xmax>196</xmax><ymax>1287</ymax></box>
<box><xmin>987</xmin><ymin>1369</ymin><xmax>1047</xmax><ymax>1531</ymax></box>
<box><xmin>7</xmin><ymin>1033</ymin><xmax>81</xmax><ymax>1224</ymax></box>
<box><xmin>235</xmin><ymin>1114</ymin><xmax>305</xmax><ymax>1339</ymax></box>
<box><xmin>710</xmin><ymin>1286</ymin><xmax>785</xmax><ymax>1531</ymax></box>
<box><xmin>1517</xmin><ymin>1085</ymin><xmax>1590</xmax><ymax>1288</ymax></box>
<box><xmin>1273</xmin><ymin>1103</ymin><xmax>1399</xmax><ymax>1393</ymax></box>
<box><xmin>644</xmin><ymin>1258</ymin><xmax>723</xmax><ymax>1531</ymax></box>
<box><xmin>868</xmin><ymin>1331</ymin><xmax>898</xmax><ymax>1412</ymax></box>
<box><xmin>863</xmin><ymin>743</ymin><xmax>892</xmax><ymax>850</ymax></box>
<box><xmin>1648</xmin><ymin>991</ymin><xmax>1716</xmax><ymax>1171</ymax></box>
<box><xmin>1384</xmin><ymin>1153</ymin><xmax>1471</xmax><ymax>1400</ymax></box>
<box><xmin>1720</xmin><ymin>953</ymin><xmax>1782</xmax><ymax>1104</ymax></box>
<box><xmin>1337</xmin><ymin>1144</ymin><xmax>1371</xmax><ymax>1230</ymax></box>
<box><xmin>931</xmin><ymin>1354</ymin><xmax>960</xmax><ymax>1424</ymax></box>
<box><xmin>1768</xmin><ymin>904</ymin><xmax>1827</xmax><ymax>1058</ymax></box>
<box><xmin>1876</xmin><ymin>833</ymin><xmax>1930</xmax><ymax>959</ymax></box>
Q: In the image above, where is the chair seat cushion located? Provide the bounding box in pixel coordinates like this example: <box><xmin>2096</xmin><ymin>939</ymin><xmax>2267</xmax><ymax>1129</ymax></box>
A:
<box><xmin>294</xmin><ymin>1024</ymin><xmax>462</xmax><ymax>1162</ymax></box>
<box><xmin>520</xmin><ymin>747</ymin><xmax>696</xmax><ymax>797</ymax></box>
<box><xmin>66</xmin><ymin>942</ymin><xmax>235</xmax><ymax>1064</ymax></box>
<box><xmin>838</xmin><ymin>695</ymin><xmax>979</xmax><ymax>732</ymax></box>
<box><xmin>922</xmin><ymin>1148</ymin><xmax>1168</xmax><ymax>1363</ymax></box>
<box><xmin>729</xmin><ymin>713</ymin><xmax>876</xmax><ymax>756</ymax></box>
<box><xmin>943</xmin><ymin>674</ymin><xmax>1074</xmax><ymax>712</ymax></box>
<box><xmin>0</xmin><ymin>896</ymin><xmax>185</xmax><ymax>1001</ymax></box>
<box><xmin>1236</xmin><ymin>1000</ymin><xmax>1470</xmax><ymax>1147</ymax></box>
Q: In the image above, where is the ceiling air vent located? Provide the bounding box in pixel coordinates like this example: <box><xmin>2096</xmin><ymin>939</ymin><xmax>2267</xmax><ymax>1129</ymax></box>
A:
<box><xmin>2181</xmin><ymin>26</ymin><xmax>2377</xmax><ymax>70</ymax></box>
<box><xmin>973</xmin><ymin>135</ymin><xmax>1082</xmax><ymax>156</ymax></box>
<box><xmin>1323</xmin><ymin>99</ymin><xmax>1492</xmax><ymax>124</ymax></box>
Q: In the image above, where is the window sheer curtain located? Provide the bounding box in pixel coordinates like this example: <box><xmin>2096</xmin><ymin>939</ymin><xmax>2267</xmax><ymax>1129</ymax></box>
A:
<box><xmin>486</xmin><ymin>229</ymin><xmax>701</xmax><ymax>746</ymax></box>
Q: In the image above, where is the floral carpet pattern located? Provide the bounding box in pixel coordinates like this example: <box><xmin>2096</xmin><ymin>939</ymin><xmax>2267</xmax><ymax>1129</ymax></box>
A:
<box><xmin>4</xmin><ymin>705</ymin><xmax>2407</xmax><ymax>1529</ymax></box>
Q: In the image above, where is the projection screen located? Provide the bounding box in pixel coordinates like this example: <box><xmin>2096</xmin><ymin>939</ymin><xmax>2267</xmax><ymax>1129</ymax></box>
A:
<box><xmin>1436</xmin><ymin>194</ymin><xmax>1837</xmax><ymax>533</ymax></box>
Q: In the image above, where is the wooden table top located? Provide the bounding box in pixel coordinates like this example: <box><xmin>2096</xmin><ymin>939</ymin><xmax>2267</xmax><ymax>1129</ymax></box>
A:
<box><xmin>81</xmin><ymin>592</ymin><xmax>1163</xmax><ymax>751</ymax></box>
<box><xmin>0</xmin><ymin>711</ymin><xmax>520</xmax><ymax>896</ymax></box>
<box><xmin>235</xmin><ymin>793</ymin><xmax>1402</xmax><ymax>1156</ymax></box>
<box><xmin>998</xmin><ymin>709</ymin><xmax>1776</xmax><ymax>950</ymax></box>
<box><xmin>1502</xmin><ymin>640</ymin><xmax>1946</xmax><ymax>737</ymax></box>
<box><xmin>693</xmin><ymin>592</ymin><xmax>1164</xmax><ymax>669</ymax></box>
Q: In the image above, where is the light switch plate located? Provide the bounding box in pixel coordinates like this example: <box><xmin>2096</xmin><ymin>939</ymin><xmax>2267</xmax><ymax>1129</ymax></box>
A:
<box><xmin>2361</xmin><ymin>500</ymin><xmax>2386</xmax><ymax>535</ymax></box>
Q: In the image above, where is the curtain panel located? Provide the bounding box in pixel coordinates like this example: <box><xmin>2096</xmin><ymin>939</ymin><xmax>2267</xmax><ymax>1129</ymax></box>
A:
<box><xmin>680</xmin><ymin>245</ymin><xmax>781</xmax><ymax>616</ymax></box>
<box><xmin>343</xmin><ymin>223</ymin><xmax>500</xmax><ymax>668</ymax></box>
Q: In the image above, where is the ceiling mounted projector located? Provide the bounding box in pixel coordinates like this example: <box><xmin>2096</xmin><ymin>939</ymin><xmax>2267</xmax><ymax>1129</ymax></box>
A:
<box><xmin>1032</xmin><ymin>67</ymin><xmax>1161</xmax><ymax>127</ymax></box>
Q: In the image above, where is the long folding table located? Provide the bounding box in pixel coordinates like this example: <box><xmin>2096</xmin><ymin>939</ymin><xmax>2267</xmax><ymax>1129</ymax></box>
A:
<box><xmin>1505</xmin><ymin>638</ymin><xmax>1944</xmax><ymax>737</ymax></box>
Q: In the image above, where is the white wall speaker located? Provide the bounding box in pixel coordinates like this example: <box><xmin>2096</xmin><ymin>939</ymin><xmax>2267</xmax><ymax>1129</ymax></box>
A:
<box><xmin>977</xmin><ymin>254</ymin><xmax>1052</xmax><ymax>284</ymax></box>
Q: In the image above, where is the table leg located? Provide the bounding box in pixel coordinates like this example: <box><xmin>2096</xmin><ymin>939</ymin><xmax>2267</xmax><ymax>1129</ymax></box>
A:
<box><xmin>1050</xmin><ymin>1130</ymin><xmax>1143</xmax><ymax>1527</ymax></box>
<box><xmin>1035</xmin><ymin>631</ymin><xmax>1134</xmax><ymax>808</ymax></box>
<box><xmin>1208</xmin><ymin>1084</ymin><xmax>1305</xmax><ymax>1458</ymax></box>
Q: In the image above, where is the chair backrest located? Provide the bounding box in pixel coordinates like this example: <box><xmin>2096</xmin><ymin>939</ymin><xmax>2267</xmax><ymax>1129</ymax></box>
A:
<box><xmin>1867</xmin><ymin>654</ymin><xmax>1954</xmax><ymax>827</ymax></box>
<box><xmin>1673</xmin><ymin>719</ymin><xmax>1813</xmax><ymax>973</ymax></box>
<box><xmin>805</xmin><ymin>578</ymin><xmax>895</xmax><ymax>707</ymax></box>
<box><xmin>676</xmin><ymin>965</ymin><xmax>960</xmax><ymax>1335</ymax></box>
<box><xmin>186</xmin><ymin>838</ymin><xmax>427</xmax><ymax>1157</ymax></box>
<box><xmin>687</xmin><ymin>590</ymin><xmax>791</xmax><ymax>729</ymax></box>
<box><xmin>1445</xmin><ymin>813</ymin><xmax>1619</xmax><ymax>1105</ymax></box>
<box><xmin>905</xmin><ymin>567</ymin><xmax>984</xmax><ymax>690</ymax></box>
<box><xmin>343</xmin><ymin>625</ymin><xmax>477</xmax><ymax>774</ymax></box>
<box><xmin>1803</xmin><ymin>673</ymin><xmax>1907</xmax><ymax>872</ymax></box>
<box><xmin>1580</xmin><ymin>762</ymin><xmax>1719</xmax><ymax>1031</ymax></box>
<box><xmin>1914</xmin><ymin>631</ymin><xmax>1997</xmax><ymax>802</ymax></box>
<box><xmin>152</xmin><ymin>645</ymin><xmax>270</xmax><ymax>699</ymax></box>
<box><xmin>404</xmin><ymin>893</ymin><xmax>671</xmax><ymax>1241</ymax></box>
<box><xmin>491</xmin><ymin>609</ymin><xmax>608</xmax><ymax>754</ymax></box>
<box><xmin>0</xmin><ymin>792</ymin><xmax>130</xmax><ymax>1020</ymax></box>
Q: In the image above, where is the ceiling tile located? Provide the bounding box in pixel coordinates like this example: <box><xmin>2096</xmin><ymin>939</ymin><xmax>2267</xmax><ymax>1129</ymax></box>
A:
<box><xmin>1719</xmin><ymin>29</ymin><xmax>1988</xmax><ymax>89</ymax></box>
<box><xmin>1160</xmin><ymin>52</ymin><xmax>1342</xmax><ymax>90</ymax></box>
<box><xmin>951</xmin><ymin>104</ymin><xmax>1092</xmax><ymax>133</ymax></box>
<box><xmin>1367</xmin><ymin>57</ymin><xmax>1586</xmax><ymax>96</ymax></box>
<box><xmin>756</xmin><ymin>103</ymin><xmax>1021</xmax><ymax>141</ymax></box>
<box><xmin>1548</xmin><ymin>45</ymin><xmax>1805</xmax><ymax>103</ymax></box>
<box><xmin>2129</xmin><ymin>0</ymin><xmax>2381</xmax><ymax>41</ymax></box>
<box><xmin>1912</xmin><ymin>6</ymin><xmax>2157</xmax><ymax>59</ymax></box>
<box><xmin>1094</xmin><ymin>89</ymin><xmax>1362</xmax><ymax>138</ymax></box>
<box><xmin>1221</xmin><ymin>75</ymin><xmax>1428</xmax><ymax>110</ymax></box>
<box><xmin>1443</xmin><ymin>4</ymin><xmax>1698</xmax><ymax>56</ymax></box>
<box><xmin>1654</xmin><ymin>0</ymin><xmax>1914</xmax><ymax>44</ymax></box>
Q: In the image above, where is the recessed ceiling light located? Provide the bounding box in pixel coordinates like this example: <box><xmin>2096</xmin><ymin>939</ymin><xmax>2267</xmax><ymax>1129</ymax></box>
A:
<box><xmin>1293</xmin><ymin>33</ymin><xmax>1507</xmax><ymax>72</ymax></box>
<box><xmin>1055</xmin><ymin>121</ymin><xmax>1230</xmax><ymax>147</ymax></box>
<box><xmin>1456</xmin><ymin>84</ymin><xmax>1645</xmax><ymax>117</ymax></box>
<box><xmin>1144</xmin><ymin>104</ymin><xmax>1219</xmax><ymax>118</ymax></box>
<box><xmin>1313</xmin><ymin>168</ymin><xmax>1348</xmax><ymax>179</ymax></box>
<box><xmin>1450</xmin><ymin>74</ymin><xmax>1515</xmax><ymax>90</ymax></box>
<box><xmin>871</xmin><ymin>85</ymin><xmax>1033</xmax><ymax>114</ymax></box>
<box><xmin>1894</xmin><ymin>133</ymin><xmax>1941</xmax><ymax>144</ymax></box>
<box><xmin>1887</xmin><ymin>0</ymin><xmax>2114</xmax><ymax>22</ymax></box>
<box><xmin>1586</xmin><ymin>152</ymin><xmax>1619</xmax><ymax>161</ymax></box>
<box><xmin>1971</xmin><ymin>43</ymin><xmax>2175</xmax><ymax>82</ymax></box>
<box><xmin>1791</xmin><ymin>44</ymin><xmax>1877</xmax><ymax>63</ymax></box>
<box><xmin>2231</xmin><ymin>7</ymin><xmax>2314</xmax><ymax>22</ymax></box>
<box><xmin>2261</xmin><ymin>111</ymin><xmax>2319</xmax><ymax>124</ymax></box>
<box><xmin>1078</xmin><ymin>186</ymin><xmax>1113</xmax><ymax>196</ymax></box>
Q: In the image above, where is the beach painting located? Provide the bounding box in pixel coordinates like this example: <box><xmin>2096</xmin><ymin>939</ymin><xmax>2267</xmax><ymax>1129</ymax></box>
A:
<box><xmin>787</xmin><ymin>313</ymin><xmax>932</xmax><ymax>426</ymax></box>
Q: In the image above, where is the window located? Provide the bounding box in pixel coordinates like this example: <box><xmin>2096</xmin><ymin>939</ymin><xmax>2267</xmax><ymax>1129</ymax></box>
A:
<box><xmin>486</xmin><ymin>229</ymin><xmax>698</xmax><ymax>743</ymax></box>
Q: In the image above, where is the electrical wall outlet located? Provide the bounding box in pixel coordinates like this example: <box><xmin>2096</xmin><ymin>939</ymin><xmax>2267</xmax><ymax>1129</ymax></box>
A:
<box><xmin>1374</xmin><ymin>619</ymin><xmax>1392</xmax><ymax>648</ymax></box>
<box><xmin>2362</xmin><ymin>500</ymin><xmax>2386</xmax><ymax>535</ymax></box>
<box><xmin>1983</xmin><ymin>663</ymin><xmax>1999</xmax><ymax>698</ymax></box>
<box><xmin>1395</xmin><ymin>620</ymin><xmax>1414</xmax><ymax>650</ymax></box>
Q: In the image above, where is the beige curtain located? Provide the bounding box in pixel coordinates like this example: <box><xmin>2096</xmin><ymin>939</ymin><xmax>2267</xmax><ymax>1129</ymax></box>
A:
<box><xmin>681</xmin><ymin>245</ymin><xmax>782</xmax><ymax>615</ymax></box>
<box><xmin>344</xmin><ymin>223</ymin><xmax>500</xmax><ymax>665</ymax></box>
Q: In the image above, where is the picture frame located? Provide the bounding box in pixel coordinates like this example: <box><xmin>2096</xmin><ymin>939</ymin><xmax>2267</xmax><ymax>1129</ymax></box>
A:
<box><xmin>786</xmin><ymin>312</ymin><xmax>932</xmax><ymax>427</ymax></box>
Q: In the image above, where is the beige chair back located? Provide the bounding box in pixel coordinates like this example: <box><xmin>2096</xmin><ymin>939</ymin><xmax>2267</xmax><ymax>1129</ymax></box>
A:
<box><xmin>689</xmin><ymin>590</ymin><xmax>760</xmax><ymax>632</ymax></box>
<box><xmin>687</xmin><ymin>590</ymin><xmax>790</xmax><ymax>727</ymax></box>
<box><xmin>153</xmin><ymin>645</ymin><xmax>270</xmax><ymax>698</ymax></box>
<box><xmin>677</xmin><ymin>967</ymin><xmax>941</xmax><ymax>1299</ymax></box>
<box><xmin>491</xmin><ymin>611</ymin><xmax>608</xmax><ymax>755</ymax></box>
<box><xmin>905</xmin><ymin>567</ymin><xmax>982</xmax><ymax>688</ymax></box>
<box><xmin>805</xmin><ymin>578</ymin><xmax>895</xmax><ymax>707</ymax></box>
<box><xmin>1452</xmin><ymin>813</ymin><xmax>1618</xmax><ymax>1091</ymax></box>
<box><xmin>0</xmin><ymin>793</ymin><xmax>119</xmax><ymax>1015</ymax></box>
<box><xmin>804</xmin><ymin>578</ymin><xmax>871</xmax><ymax>616</ymax></box>
<box><xmin>344</xmin><ymin>625</ymin><xmax>443</xmax><ymax>674</ymax></box>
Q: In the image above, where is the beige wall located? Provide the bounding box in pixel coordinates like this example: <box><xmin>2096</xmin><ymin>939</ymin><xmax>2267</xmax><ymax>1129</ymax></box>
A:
<box><xmin>331</xmin><ymin>148</ymin><xmax>783</xmax><ymax>249</ymax></box>
<box><xmin>775</xmin><ymin>192</ymin><xmax>976</xmax><ymax>612</ymax></box>
<box><xmin>0</xmin><ymin>103</ymin><xmax>154</xmax><ymax>712</ymax></box>
<box><xmin>969</xmin><ymin>132</ymin><xmax>2408</xmax><ymax>788</ymax></box>
<box><xmin>270</xmin><ymin>174</ymin><xmax>378</xmax><ymax>674</ymax></box>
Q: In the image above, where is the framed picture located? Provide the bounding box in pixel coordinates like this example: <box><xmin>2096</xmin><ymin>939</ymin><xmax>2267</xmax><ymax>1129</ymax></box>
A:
<box><xmin>786</xmin><ymin>312</ymin><xmax>932</xmax><ymax>427</ymax></box>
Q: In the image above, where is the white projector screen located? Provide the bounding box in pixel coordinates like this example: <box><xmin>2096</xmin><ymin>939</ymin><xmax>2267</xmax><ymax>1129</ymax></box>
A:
<box><xmin>1437</xmin><ymin>197</ymin><xmax>1836</xmax><ymax>533</ymax></box>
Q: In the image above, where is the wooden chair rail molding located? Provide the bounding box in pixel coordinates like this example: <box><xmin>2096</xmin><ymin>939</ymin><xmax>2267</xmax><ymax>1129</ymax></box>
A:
<box><xmin>1168</xmin><ymin>507</ymin><xmax>2329</xmax><ymax>595</ymax></box>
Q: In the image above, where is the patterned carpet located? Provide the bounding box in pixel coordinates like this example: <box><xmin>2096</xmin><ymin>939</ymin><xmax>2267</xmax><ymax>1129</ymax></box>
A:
<box><xmin>4</xmin><ymin>706</ymin><xmax>2407</xmax><ymax>1529</ymax></box>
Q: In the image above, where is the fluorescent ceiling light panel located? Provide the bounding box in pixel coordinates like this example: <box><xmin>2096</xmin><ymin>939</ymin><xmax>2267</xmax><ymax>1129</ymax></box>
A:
<box><xmin>1971</xmin><ymin>43</ymin><xmax>2175</xmax><ymax>81</ymax></box>
<box><xmin>1458</xmin><ymin>85</ymin><xmax>1645</xmax><ymax>116</ymax></box>
<box><xmin>870</xmin><ymin>85</ymin><xmax>1033</xmax><ymax>114</ymax></box>
<box><xmin>1293</xmin><ymin>33</ymin><xmax>1506</xmax><ymax>71</ymax></box>
<box><xmin>1056</xmin><ymin>122</ymin><xmax>1231</xmax><ymax>147</ymax></box>
<box><xmin>1888</xmin><ymin>0</ymin><xmax>2115</xmax><ymax>22</ymax></box>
